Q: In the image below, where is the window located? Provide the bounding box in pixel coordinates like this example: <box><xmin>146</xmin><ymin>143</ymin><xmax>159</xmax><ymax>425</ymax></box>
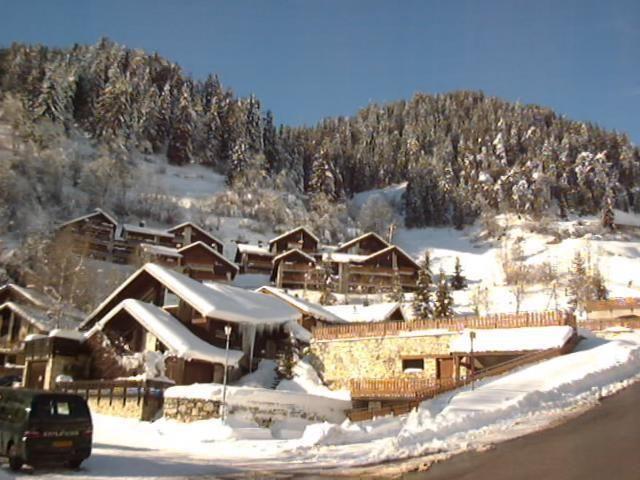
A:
<box><xmin>33</xmin><ymin>397</ymin><xmax>89</xmax><ymax>419</ymax></box>
<box><xmin>402</xmin><ymin>358</ymin><xmax>424</xmax><ymax>372</ymax></box>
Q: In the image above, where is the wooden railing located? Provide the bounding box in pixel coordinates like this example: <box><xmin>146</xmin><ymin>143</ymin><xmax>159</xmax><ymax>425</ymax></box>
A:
<box><xmin>56</xmin><ymin>379</ymin><xmax>172</xmax><ymax>406</ymax></box>
<box><xmin>579</xmin><ymin>318</ymin><xmax>640</xmax><ymax>332</ymax></box>
<box><xmin>315</xmin><ymin>311</ymin><xmax>576</xmax><ymax>341</ymax></box>
<box><xmin>346</xmin><ymin>333</ymin><xmax>579</xmax><ymax>422</ymax></box>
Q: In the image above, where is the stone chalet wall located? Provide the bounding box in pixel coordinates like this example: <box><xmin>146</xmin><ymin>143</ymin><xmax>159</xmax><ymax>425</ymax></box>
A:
<box><xmin>163</xmin><ymin>390</ymin><xmax>350</xmax><ymax>425</ymax></box>
<box><xmin>309</xmin><ymin>331</ymin><xmax>456</xmax><ymax>389</ymax></box>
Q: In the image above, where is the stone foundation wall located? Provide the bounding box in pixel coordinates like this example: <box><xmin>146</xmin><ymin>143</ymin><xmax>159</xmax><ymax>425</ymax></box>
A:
<box><xmin>309</xmin><ymin>332</ymin><xmax>456</xmax><ymax>389</ymax></box>
<box><xmin>163</xmin><ymin>395</ymin><xmax>348</xmax><ymax>425</ymax></box>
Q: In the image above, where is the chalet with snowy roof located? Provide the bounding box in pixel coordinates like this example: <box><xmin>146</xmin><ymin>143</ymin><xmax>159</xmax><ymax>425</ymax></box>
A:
<box><xmin>324</xmin><ymin>244</ymin><xmax>421</xmax><ymax>294</ymax></box>
<box><xmin>80</xmin><ymin>263</ymin><xmax>302</xmax><ymax>383</ymax></box>
<box><xmin>57</xmin><ymin>208</ymin><xmax>118</xmax><ymax>260</ymax></box>
<box><xmin>87</xmin><ymin>299</ymin><xmax>245</xmax><ymax>385</ymax></box>
<box><xmin>234</xmin><ymin>243</ymin><xmax>274</xmax><ymax>274</ymax></box>
<box><xmin>119</xmin><ymin>222</ymin><xmax>175</xmax><ymax>247</ymax></box>
<box><xmin>168</xmin><ymin>222</ymin><xmax>224</xmax><ymax>253</ymax></box>
<box><xmin>256</xmin><ymin>286</ymin><xmax>344</xmax><ymax>330</ymax></box>
<box><xmin>324</xmin><ymin>302</ymin><xmax>406</xmax><ymax>323</ymax></box>
<box><xmin>179</xmin><ymin>242</ymin><xmax>238</xmax><ymax>282</ymax></box>
<box><xmin>270</xmin><ymin>249</ymin><xmax>321</xmax><ymax>289</ymax></box>
<box><xmin>311</xmin><ymin>311</ymin><xmax>579</xmax><ymax>415</ymax></box>
<box><xmin>0</xmin><ymin>300</ymin><xmax>80</xmax><ymax>373</ymax></box>
<box><xmin>268</xmin><ymin>226</ymin><xmax>319</xmax><ymax>256</ymax></box>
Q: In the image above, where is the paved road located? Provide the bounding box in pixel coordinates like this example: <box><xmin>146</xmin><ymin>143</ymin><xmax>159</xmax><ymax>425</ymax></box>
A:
<box><xmin>404</xmin><ymin>380</ymin><xmax>640</xmax><ymax>480</ymax></box>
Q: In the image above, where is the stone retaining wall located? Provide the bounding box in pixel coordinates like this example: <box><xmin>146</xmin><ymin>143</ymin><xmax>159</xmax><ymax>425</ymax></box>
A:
<box><xmin>310</xmin><ymin>332</ymin><xmax>456</xmax><ymax>389</ymax></box>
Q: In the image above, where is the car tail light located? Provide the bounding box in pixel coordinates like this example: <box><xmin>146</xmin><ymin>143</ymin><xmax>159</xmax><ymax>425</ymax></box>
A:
<box><xmin>23</xmin><ymin>430</ymin><xmax>42</xmax><ymax>439</ymax></box>
<box><xmin>82</xmin><ymin>428</ymin><xmax>93</xmax><ymax>437</ymax></box>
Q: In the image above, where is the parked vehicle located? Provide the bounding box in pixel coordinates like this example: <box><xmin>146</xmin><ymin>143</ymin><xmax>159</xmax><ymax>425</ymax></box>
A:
<box><xmin>0</xmin><ymin>388</ymin><xmax>92</xmax><ymax>471</ymax></box>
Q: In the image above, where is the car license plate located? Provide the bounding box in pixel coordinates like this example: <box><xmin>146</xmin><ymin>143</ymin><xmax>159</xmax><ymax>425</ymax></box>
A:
<box><xmin>52</xmin><ymin>440</ymin><xmax>72</xmax><ymax>448</ymax></box>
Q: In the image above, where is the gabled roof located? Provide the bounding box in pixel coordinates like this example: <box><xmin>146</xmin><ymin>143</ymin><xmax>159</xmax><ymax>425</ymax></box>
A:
<box><xmin>0</xmin><ymin>302</ymin><xmax>80</xmax><ymax>332</ymax></box>
<box><xmin>256</xmin><ymin>286</ymin><xmax>345</xmax><ymax>324</ymax></box>
<box><xmin>0</xmin><ymin>284</ymin><xmax>85</xmax><ymax>320</ymax></box>
<box><xmin>360</xmin><ymin>245</ymin><xmax>422</xmax><ymax>269</ymax></box>
<box><xmin>272</xmin><ymin>248</ymin><xmax>316</xmax><ymax>265</ymax></box>
<box><xmin>335</xmin><ymin>231</ymin><xmax>390</xmax><ymax>253</ymax></box>
<box><xmin>121</xmin><ymin>224</ymin><xmax>175</xmax><ymax>238</ymax></box>
<box><xmin>178</xmin><ymin>242</ymin><xmax>239</xmax><ymax>272</ymax></box>
<box><xmin>59</xmin><ymin>208</ymin><xmax>118</xmax><ymax>229</ymax></box>
<box><xmin>324</xmin><ymin>302</ymin><xmax>405</xmax><ymax>323</ymax></box>
<box><xmin>167</xmin><ymin>222</ymin><xmax>224</xmax><ymax>248</ymax></box>
<box><xmin>83</xmin><ymin>263</ymin><xmax>299</xmax><ymax>329</ymax></box>
<box><xmin>269</xmin><ymin>226</ymin><xmax>320</xmax><ymax>245</ymax></box>
<box><xmin>92</xmin><ymin>299</ymin><xmax>244</xmax><ymax>366</ymax></box>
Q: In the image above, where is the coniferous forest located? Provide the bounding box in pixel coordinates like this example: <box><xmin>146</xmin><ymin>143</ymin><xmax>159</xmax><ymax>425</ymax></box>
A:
<box><xmin>1</xmin><ymin>39</ymin><xmax>639</xmax><ymax>232</ymax></box>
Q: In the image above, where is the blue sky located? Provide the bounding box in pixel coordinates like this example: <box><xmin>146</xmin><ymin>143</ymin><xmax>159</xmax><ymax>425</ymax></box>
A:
<box><xmin>1</xmin><ymin>0</ymin><xmax>639</xmax><ymax>143</ymax></box>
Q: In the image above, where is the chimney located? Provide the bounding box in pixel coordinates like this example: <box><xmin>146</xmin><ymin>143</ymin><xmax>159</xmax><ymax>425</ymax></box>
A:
<box><xmin>139</xmin><ymin>220</ymin><xmax>146</xmax><ymax>228</ymax></box>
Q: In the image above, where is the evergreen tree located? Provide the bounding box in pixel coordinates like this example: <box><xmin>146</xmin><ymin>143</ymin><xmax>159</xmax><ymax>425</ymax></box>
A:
<box><xmin>434</xmin><ymin>268</ymin><xmax>454</xmax><ymax>319</ymax></box>
<box><xmin>389</xmin><ymin>269</ymin><xmax>404</xmax><ymax>303</ymax></box>
<box><xmin>277</xmin><ymin>332</ymin><xmax>300</xmax><ymax>380</ymax></box>
<box><xmin>589</xmin><ymin>267</ymin><xmax>608</xmax><ymax>301</ymax></box>
<box><xmin>601</xmin><ymin>190</ymin><xmax>616</xmax><ymax>231</ymax></box>
<box><xmin>167</xmin><ymin>83</ymin><xmax>195</xmax><ymax>165</ymax></box>
<box><xmin>567</xmin><ymin>251</ymin><xmax>587</xmax><ymax>310</ymax></box>
<box><xmin>412</xmin><ymin>268</ymin><xmax>433</xmax><ymax>319</ymax></box>
<box><xmin>450</xmin><ymin>257</ymin><xmax>467</xmax><ymax>290</ymax></box>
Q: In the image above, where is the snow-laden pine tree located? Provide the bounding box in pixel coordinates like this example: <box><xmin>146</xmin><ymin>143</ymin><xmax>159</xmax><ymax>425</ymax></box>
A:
<box><xmin>167</xmin><ymin>82</ymin><xmax>195</xmax><ymax>165</ymax></box>
<box><xmin>567</xmin><ymin>252</ymin><xmax>587</xmax><ymax>310</ymax></box>
<box><xmin>412</xmin><ymin>269</ymin><xmax>433</xmax><ymax>320</ymax></box>
<box><xmin>434</xmin><ymin>268</ymin><xmax>454</xmax><ymax>319</ymax></box>
<box><xmin>450</xmin><ymin>257</ymin><xmax>467</xmax><ymax>290</ymax></box>
<box><xmin>601</xmin><ymin>189</ymin><xmax>616</xmax><ymax>231</ymax></box>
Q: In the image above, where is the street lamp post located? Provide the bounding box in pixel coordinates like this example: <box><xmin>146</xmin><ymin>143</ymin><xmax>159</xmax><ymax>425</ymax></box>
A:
<box><xmin>220</xmin><ymin>324</ymin><xmax>232</xmax><ymax>423</ymax></box>
<box><xmin>469</xmin><ymin>330</ymin><xmax>476</xmax><ymax>390</ymax></box>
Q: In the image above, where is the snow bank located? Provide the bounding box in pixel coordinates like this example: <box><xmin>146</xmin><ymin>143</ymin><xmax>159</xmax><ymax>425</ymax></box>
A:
<box><xmin>300</xmin><ymin>331</ymin><xmax>640</xmax><ymax>467</ymax></box>
<box><xmin>449</xmin><ymin>325</ymin><xmax>575</xmax><ymax>353</ymax></box>
<box><xmin>277</xmin><ymin>358</ymin><xmax>351</xmax><ymax>401</ymax></box>
<box><xmin>165</xmin><ymin>382</ymin><xmax>351</xmax><ymax>423</ymax></box>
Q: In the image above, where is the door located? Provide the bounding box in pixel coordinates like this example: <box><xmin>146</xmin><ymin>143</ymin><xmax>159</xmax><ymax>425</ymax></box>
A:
<box><xmin>436</xmin><ymin>357</ymin><xmax>455</xmax><ymax>381</ymax></box>
<box><xmin>26</xmin><ymin>361</ymin><xmax>47</xmax><ymax>389</ymax></box>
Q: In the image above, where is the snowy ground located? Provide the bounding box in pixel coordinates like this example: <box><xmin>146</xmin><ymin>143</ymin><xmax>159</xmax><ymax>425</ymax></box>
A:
<box><xmin>14</xmin><ymin>329</ymin><xmax>640</xmax><ymax>479</ymax></box>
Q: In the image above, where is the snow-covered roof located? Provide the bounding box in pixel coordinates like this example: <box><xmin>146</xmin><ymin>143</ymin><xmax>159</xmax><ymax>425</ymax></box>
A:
<box><xmin>140</xmin><ymin>243</ymin><xmax>183</xmax><ymax>259</ymax></box>
<box><xmin>335</xmin><ymin>231</ymin><xmax>390</xmax><ymax>253</ymax></box>
<box><xmin>167</xmin><ymin>222</ymin><xmax>224</xmax><ymax>246</ymax></box>
<box><xmin>273</xmin><ymin>248</ymin><xmax>316</xmax><ymax>265</ymax></box>
<box><xmin>0</xmin><ymin>302</ymin><xmax>79</xmax><ymax>332</ymax></box>
<box><xmin>122</xmin><ymin>224</ymin><xmax>175</xmax><ymax>238</ymax></box>
<box><xmin>94</xmin><ymin>299</ymin><xmax>244</xmax><ymax>366</ymax></box>
<box><xmin>321</xmin><ymin>252</ymin><xmax>368</xmax><ymax>263</ymax></box>
<box><xmin>449</xmin><ymin>326</ymin><xmax>575</xmax><ymax>353</ymax></box>
<box><xmin>256</xmin><ymin>286</ymin><xmax>345</xmax><ymax>324</ymax></box>
<box><xmin>59</xmin><ymin>208</ymin><xmax>118</xmax><ymax>228</ymax></box>
<box><xmin>269</xmin><ymin>226</ymin><xmax>320</xmax><ymax>245</ymax></box>
<box><xmin>178</xmin><ymin>242</ymin><xmax>239</xmax><ymax>271</ymax></box>
<box><xmin>85</xmin><ymin>263</ymin><xmax>300</xmax><ymax>328</ymax></box>
<box><xmin>235</xmin><ymin>243</ymin><xmax>272</xmax><ymax>256</ymax></box>
<box><xmin>0</xmin><ymin>283</ymin><xmax>49</xmax><ymax>309</ymax></box>
<box><xmin>324</xmin><ymin>302</ymin><xmax>405</xmax><ymax>323</ymax></box>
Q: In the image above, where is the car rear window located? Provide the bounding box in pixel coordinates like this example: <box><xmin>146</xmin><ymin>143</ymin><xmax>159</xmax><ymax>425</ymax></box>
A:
<box><xmin>32</xmin><ymin>397</ymin><xmax>89</xmax><ymax>420</ymax></box>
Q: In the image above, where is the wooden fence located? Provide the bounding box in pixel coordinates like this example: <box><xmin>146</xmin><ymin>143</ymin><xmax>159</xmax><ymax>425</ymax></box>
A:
<box><xmin>55</xmin><ymin>379</ymin><xmax>173</xmax><ymax>421</ymax></box>
<box><xmin>579</xmin><ymin>318</ymin><xmax>640</xmax><ymax>332</ymax></box>
<box><xmin>346</xmin><ymin>333</ymin><xmax>579</xmax><ymax>422</ymax></box>
<box><xmin>315</xmin><ymin>310</ymin><xmax>576</xmax><ymax>341</ymax></box>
